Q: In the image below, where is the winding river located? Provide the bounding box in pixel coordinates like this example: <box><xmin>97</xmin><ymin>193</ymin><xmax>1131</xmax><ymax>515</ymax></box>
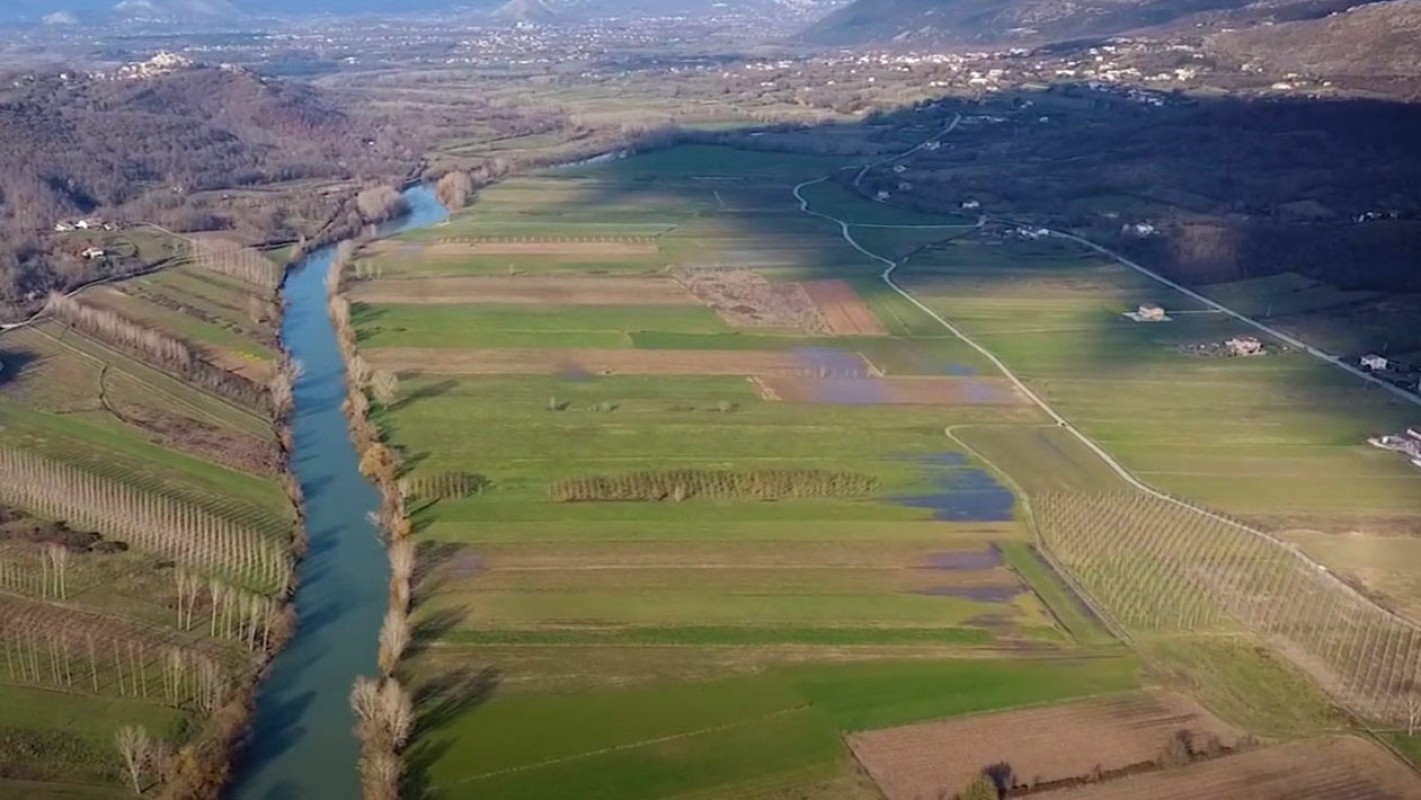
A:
<box><xmin>227</xmin><ymin>186</ymin><xmax>448</xmax><ymax>800</ymax></box>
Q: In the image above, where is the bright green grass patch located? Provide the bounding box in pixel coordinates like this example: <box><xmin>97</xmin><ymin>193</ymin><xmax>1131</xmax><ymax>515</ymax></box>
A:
<box><xmin>431</xmin><ymin>589</ymin><xmax>1004</xmax><ymax>628</ymax></box>
<box><xmin>441</xmin><ymin>626</ymin><xmax>995</xmax><ymax>647</ymax></box>
<box><xmin>953</xmin><ymin>425</ymin><xmax>1126</xmax><ymax>495</ymax></box>
<box><xmin>0</xmin><ymin>684</ymin><xmax>187</xmax><ymax>787</ymax></box>
<box><xmin>416</xmin><ymin>655</ymin><xmax>1140</xmax><ymax>800</ymax></box>
<box><xmin>83</xmin><ymin>288</ymin><xmax>273</xmax><ymax>363</ymax></box>
<box><xmin>0</xmin><ymin>400</ymin><xmax>290</xmax><ymax>533</ymax></box>
<box><xmin>1383</xmin><ymin>733</ymin><xmax>1421</xmax><ymax>767</ymax></box>
<box><xmin>999</xmin><ymin>540</ymin><xmax>1115</xmax><ymax>647</ymax></box>
<box><xmin>1139</xmin><ymin>634</ymin><xmax>1347</xmax><ymax>737</ymax></box>
<box><xmin>355</xmin><ymin>303</ymin><xmax>729</xmax><ymax>348</ymax></box>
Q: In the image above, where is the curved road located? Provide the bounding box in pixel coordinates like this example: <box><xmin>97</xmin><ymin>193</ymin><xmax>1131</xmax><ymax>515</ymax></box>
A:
<box><xmin>792</xmin><ymin>123</ymin><xmax>1421</xmax><ymax>630</ymax></box>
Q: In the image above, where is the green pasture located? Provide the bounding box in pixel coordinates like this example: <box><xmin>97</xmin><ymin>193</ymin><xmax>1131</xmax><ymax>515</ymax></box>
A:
<box><xmin>0</xmin><ymin>684</ymin><xmax>187</xmax><ymax>788</ymax></box>
<box><xmin>1198</xmin><ymin>272</ymin><xmax>1380</xmax><ymax>318</ymax></box>
<box><xmin>359</xmin><ymin>141</ymin><xmax>1398</xmax><ymax>800</ymax></box>
<box><xmin>354</xmin><ymin>303</ymin><xmax>732</xmax><ymax>349</ymax></box>
<box><xmin>411</xmin><ymin>656</ymin><xmax>1140</xmax><ymax>800</ymax></box>
<box><xmin>898</xmin><ymin>235</ymin><xmax>1421</xmax><ymax>526</ymax></box>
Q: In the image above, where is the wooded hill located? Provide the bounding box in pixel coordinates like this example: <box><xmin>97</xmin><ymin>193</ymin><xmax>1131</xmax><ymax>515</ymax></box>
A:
<box><xmin>0</xmin><ymin>64</ymin><xmax>416</xmax><ymax>306</ymax></box>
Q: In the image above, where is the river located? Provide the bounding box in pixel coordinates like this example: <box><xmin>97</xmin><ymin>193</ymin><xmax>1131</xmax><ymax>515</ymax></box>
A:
<box><xmin>226</xmin><ymin>186</ymin><xmax>448</xmax><ymax>800</ymax></box>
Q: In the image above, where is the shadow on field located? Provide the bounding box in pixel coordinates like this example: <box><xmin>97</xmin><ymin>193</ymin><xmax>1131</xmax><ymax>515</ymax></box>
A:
<box><xmin>0</xmin><ymin>347</ymin><xmax>38</xmax><ymax>388</ymax></box>
<box><xmin>412</xmin><ymin>541</ymin><xmax>469</xmax><ymax>604</ymax></box>
<box><xmin>387</xmin><ymin>379</ymin><xmax>457</xmax><ymax>413</ymax></box>
<box><xmin>404</xmin><ymin>666</ymin><xmax>502</xmax><ymax>800</ymax></box>
<box><xmin>408</xmin><ymin>605</ymin><xmax>469</xmax><ymax>660</ymax></box>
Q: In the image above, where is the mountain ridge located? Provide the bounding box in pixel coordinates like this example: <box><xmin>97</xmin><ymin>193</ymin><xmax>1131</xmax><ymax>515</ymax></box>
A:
<box><xmin>798</xmin><ymin>0</ymin><xmax>1395</xmax><ymax>48</ymax></box>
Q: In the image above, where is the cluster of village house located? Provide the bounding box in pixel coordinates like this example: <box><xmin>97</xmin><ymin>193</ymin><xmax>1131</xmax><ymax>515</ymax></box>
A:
<box><xmin>53</xmin><ymin>218</ymin><xmax>118</xmax><ymax>260</ymax></box>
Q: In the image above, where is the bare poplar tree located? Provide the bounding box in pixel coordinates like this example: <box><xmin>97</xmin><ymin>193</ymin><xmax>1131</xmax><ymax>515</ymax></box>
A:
<box><xmin>115</xmin><ymin>725</ymin><xmax>152</xmax><ymax>794</ymax></box>
<box><xmin>377</xmin><ymin>609</ymin><xmax>409</xmax><ymax>678</ymax></box>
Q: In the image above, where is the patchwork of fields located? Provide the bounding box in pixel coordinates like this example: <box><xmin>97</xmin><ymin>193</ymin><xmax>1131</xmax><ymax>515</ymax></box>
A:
<box><xmin>343</xmin><ymin>145</ymin><xmax>1170</xmax><ymax>800</ymax></box>
<box><xmin>346</xmin><ymin>131</ymin><xmax>1421</xmax><ymax>800</ymax></box>
<box><xmin>0</xmin><ymin>245</ymin><xmax>294</xmax><ymax>795</ymax></box>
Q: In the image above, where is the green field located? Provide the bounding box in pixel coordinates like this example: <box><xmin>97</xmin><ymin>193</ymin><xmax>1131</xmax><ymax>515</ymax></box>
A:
<box><xmin>342</xmin><ymin>142</ymin><xmax>1160</xmax><ymax>799</ymax></box>
<box><xmin>0</xmin><ymin>246</ymin><xmax>292</xmax><ymax>793</ymax></box>
<box><xmin>347</xmin><ymin>136</ymin><xmax>1421</xmax><ymax>800</ymax></box>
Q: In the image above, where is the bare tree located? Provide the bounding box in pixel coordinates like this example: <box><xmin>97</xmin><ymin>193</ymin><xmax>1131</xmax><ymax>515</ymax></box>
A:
<box><xmin>377</xmin><ymin>609</ymin><xmax>409</xmax><ymax>678</ymax></box>
<box><xmin>115</xmin><ymin>724</ymin><xmax>153</xmax><ymax>794</ymax></box>
<box><xmin>370</xmin><ymin>370</ymin><xmax>399</xmax><ymax>405</ymax></box>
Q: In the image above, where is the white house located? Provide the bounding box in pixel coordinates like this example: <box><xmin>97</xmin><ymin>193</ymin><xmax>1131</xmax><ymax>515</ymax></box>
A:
<box><xmin>54</xmin><ymin>222</ymin><xmax>76</xmax><ymax>232</ymax></box>
<box><xmin>874</xmin><ymin>190</ymin><xmax>890</xmax><ymax>202</ymax></box>
<box><xmin>1360</xmin><ymin>354</ymin><xmax>1389</xmax><ymax>371</ymax></box>
<box><xmin>961</xmin><ymin>200</ymin><xmax>981</xmax><ymax>210</ymax></box>
<box><xmin>892</xmin><ymin>164</ymin><xmax>907</xmax><ymax>174</ymax></box>
<box><xmin>81</xmin><ymin>247</ymin><xmax>106</xmax><ymax>260</ymax></box>
<box><xmin>74</xmin><ymin>220</ymin><xmax>91</xmax><ymax>230</ymax></box>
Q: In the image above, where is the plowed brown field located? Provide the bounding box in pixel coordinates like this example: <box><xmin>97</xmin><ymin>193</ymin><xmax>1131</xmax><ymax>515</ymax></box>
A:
<box><xmin>756</xmin><ymin>376</ymin><xmax>1027</xmax><ymax>406</ymax></box>
<box><xmin>349</xmin><ymin>276</ymin><xmax>698</xmax><ymax>306</ymax></box>
<box><xmin>801</xmin><ymin>280</ymin><xmax>888</xmax><ymax>336</ymax></box>
<box><xmin>366</xmin><ymin>347</ymin><xmax>877</xmax><ymax>377</ymax></box>
<box><xmin>1051</xmin><ymin>736</ymin><xmax>1421</xmax><ymax>800</ymax></box>
<box><xmin>847</xmin><ymin>692</ymin><xmax>1241</xmax><ymax>800</ymax></box>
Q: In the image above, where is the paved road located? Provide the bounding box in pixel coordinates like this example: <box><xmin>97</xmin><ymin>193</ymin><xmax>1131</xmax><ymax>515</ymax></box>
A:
<box><xmin>792</xmin><ymin>123</ymin><xmax>1414</xmax><ymax>627</ymax></box>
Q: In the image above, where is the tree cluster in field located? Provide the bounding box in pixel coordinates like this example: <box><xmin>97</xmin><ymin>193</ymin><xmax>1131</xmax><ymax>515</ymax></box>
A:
<box><xmin>1040</xmin><ymin>491</ymin><xmax>1421</xmax><ymax>723</ymax></box>
<box><xmin>549</xmin><ymin>469</ymin><xmax>879</xmax><ymax>503</ymax></box>
<box><xmin>398</xmin><ymin>471</ymin><xmax>484</xmax><ymax>502</ymax></box>
<box><xmin>189</xmin><ymin>238</ymin><xmax>283</xmax><ymax>290</ymax></box>
<box><xmin>44</xmin><ymin>293</ymin><xmax>270</xmax><ymax>413</ymax></box>
<box><xmin>0</xmin><ymin>593</ymin><xmax>241</xmax><ymax>709</ymax></box>
<box><xmin>0</xmin><ymin>445</ymin><xmax>288</xmax><ymax>595</ymax></box>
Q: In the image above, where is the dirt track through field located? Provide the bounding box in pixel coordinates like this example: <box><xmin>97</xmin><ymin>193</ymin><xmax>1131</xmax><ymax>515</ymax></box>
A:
<box><xmin>366</xmin><ymin>347</ymin><xmax>877</xmax><ymax>377</ymax></box>
<box><xmin>847</xmin><ymin>692</ymin><xmax>1241</xmax><ymax>800</ymax></box>
<box><xmin>1045</xmin><ymin>736</ymin><xmax>1421</xmax><ymax>800</ymax></box>
<box><xmin>801</xmin><ymin>280</ymin><xmax>888</xmax><ymax>336</ymax></box>
<box><xmin>349</xmin><ymin>276</ymin><xmax>699</xmax><ymax>306</ymax></box>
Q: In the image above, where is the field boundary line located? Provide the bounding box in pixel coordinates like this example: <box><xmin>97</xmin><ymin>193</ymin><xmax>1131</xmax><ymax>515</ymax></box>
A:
<box><xmin>793</xmin><ymin>124</ymin><xmax>1421</xmax><ymax>657</ymax></box>
<box><xmin>439</xmin><ymin>704</ymin><xmax>811</xmax><ymax>787</ymax></box>
<box><xmin>943</xmin><ymin>424</ymin><xmax>1130</xmax><ymax>647</ymax></box>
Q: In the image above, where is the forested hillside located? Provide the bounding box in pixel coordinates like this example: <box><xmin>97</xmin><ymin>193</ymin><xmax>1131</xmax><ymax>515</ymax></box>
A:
<box><xmin>0</xmin><ymin>64</ymin><xmax>409</xmax><ymax>303</ymax></box>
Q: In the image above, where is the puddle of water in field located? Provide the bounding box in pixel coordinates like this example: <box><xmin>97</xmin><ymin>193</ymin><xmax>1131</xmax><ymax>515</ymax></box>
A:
<box><xmin>918</xmin><ymin>585</ymin><xmax>1023</xmax><ymax>602</ymax></box>
<box><xmin>945</xmin><ymin>363</ymin><xmax>978</xmax><ymax>376</ymax></box>
<box><xmin>923</xmin><ymin>545</ymin><xmax>1002</xmax><ymax>571</ymax></box>
<box><xmin>895</xmin><ymin>454</ymin><xmax>1015</xmax><ymax>522</ymax></box>
<box><xmin>789</xmin><ymin>347</ymin><xmax>871</xmax><ymax>378</ymax></box>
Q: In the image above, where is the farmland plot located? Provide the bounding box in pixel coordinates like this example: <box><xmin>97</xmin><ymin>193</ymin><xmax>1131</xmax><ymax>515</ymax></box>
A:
<box><xmin>848</xmin><ymin>691</ymin><xmax>1240</xmax><ymax>800</ymax></box>
<box><xmin>1047</xmin><ymin>736</ymin><xmax>1421</xmax><ymax>800</ymax></box>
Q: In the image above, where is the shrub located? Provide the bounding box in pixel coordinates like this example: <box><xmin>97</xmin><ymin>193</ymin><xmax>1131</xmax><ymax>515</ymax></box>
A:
<box><xmin>549</xmin><ymin>469</ymin><xmax>878</xmax><ymax>502</ymax></box>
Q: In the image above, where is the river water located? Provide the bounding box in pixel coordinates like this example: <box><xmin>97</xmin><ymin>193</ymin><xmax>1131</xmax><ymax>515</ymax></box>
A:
<box><xmin>226</xmin><ymin>186</ymin><xmax>447</xmax><ymax>800</ymax></box>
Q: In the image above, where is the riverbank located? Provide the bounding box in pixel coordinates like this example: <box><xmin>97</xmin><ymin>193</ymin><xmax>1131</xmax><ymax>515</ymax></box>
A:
<box><xmin>224</xmin><ymin>186</ymin><xmax>448</xmax><ymax>799</ymax></box>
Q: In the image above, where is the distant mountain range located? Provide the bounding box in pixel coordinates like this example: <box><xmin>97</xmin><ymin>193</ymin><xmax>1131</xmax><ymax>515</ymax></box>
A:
<box><xmin>797</xmin><ymin>0</ymin><xmax>1399</xmax><ymax>47</ymax></box>
<box><xmin>6</xmin><ymin>0</ymin><xmax>835</xmax><ymax>24</ymax></box>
